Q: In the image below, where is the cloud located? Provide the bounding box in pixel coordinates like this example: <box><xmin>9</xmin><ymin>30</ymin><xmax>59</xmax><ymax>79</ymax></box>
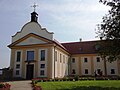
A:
<box><xmin>37</xmin><ymin>0</ymin><xmax>110</xmax><ymax>29</ymax></box>
<box><xmin>36</xmin><ymin>0</ymin><xmax>110</xmax><ymax>42</ymax></box>
<box><xmin>38</xmin><ymin>0</ymin><xmax>109</xmax><ymax>13</ymax></box>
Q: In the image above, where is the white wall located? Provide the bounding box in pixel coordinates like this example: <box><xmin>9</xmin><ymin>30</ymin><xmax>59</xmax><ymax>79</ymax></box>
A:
<box><xmin>106</xmin><ymin>61</ymin><xmax>118</xmax><ymax>75</ymax></box>
<box><xmin>54</xmin><ymin>49</ymin><xmax>69</xmax><ymax>78</ymax></box>
<box><xmin>81</xmin><ymin>57</ymin><xmax>91</xmax><ymax>75</ymax></box>
<box><xmin>93</xmin><ymin>56</ymin><xmax>105</xmax><ymax>75</ymax></box>
<box><xmin>70</xmin><ymin>57</ymin><xmax>79</xmax><ymax>75</ymax></box>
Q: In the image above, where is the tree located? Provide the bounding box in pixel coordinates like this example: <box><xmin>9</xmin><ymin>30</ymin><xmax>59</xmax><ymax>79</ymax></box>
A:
<box><xmin>96</xmin><ymin>0</ymin><xmax>120</xmax><ymax>62</ymax></box>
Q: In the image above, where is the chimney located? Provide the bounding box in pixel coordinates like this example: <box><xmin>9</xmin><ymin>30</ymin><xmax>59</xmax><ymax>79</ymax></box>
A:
<box><xmin>79</xmin><ymin>38</ymin><xmax>82</xmax><ymax>42</ymax></box>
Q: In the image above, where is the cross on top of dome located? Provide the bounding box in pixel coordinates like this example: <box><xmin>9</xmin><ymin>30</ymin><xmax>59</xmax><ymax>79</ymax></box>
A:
<box><xmin>31</xmin><ymin>3</ymin><xmax>38</xmax><ymax>12</ymax></box>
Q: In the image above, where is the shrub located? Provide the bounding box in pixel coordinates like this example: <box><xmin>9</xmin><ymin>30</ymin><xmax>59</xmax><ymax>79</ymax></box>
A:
<box><xmin>74</xmin><ymin>75</ymin><xmax>79</xmax><ymax>81</ymax></box>
<box><xmin>0</xmin><ymin>83</ymin><xmax>11</xmax><ymax>90</ymax></box>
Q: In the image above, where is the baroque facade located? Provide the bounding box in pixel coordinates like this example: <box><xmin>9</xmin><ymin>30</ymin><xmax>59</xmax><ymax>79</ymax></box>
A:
<box><xmin>8</xmin><ymin>11</ymin><xmax>120</xmax><ymax>79</ymax></box>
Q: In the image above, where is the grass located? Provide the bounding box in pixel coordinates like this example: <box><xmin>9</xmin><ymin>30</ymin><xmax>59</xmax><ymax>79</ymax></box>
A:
<box><xmin>36</xmin><ymin>80</ymin><xmax>120</xmax><ymax>90</ymax></box>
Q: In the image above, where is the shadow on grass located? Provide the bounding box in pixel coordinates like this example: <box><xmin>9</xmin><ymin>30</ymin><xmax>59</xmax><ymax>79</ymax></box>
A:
<box><xmin>58</xmin><ymin>86</ymin><xmax>119</xmax><ymax>90</ymax></box>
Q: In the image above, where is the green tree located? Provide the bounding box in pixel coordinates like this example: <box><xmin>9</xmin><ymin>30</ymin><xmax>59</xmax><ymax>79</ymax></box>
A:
<box><xmin>97</xmin><ymin>0</ymin><xmax>120</xmax><ymax>62</ymax></box>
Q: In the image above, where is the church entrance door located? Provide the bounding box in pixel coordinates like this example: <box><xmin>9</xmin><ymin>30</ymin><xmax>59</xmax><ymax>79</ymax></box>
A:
<box><xmin>26</xmin><ymin>64</ymin><xmax>34</xmax><ymax>80</ymax></box>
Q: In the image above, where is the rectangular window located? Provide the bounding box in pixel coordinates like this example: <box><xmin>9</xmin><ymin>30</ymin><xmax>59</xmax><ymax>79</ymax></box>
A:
<box><xmin>84</xmin><ymin>58</ymin><xmax>88</xmax><ymax>62</ymax></box>
<box><xmin>16</xmin><ymin>64</ymin><xmax>20</xmax><ymax>69</ymax></box>
<box><xmin>16</xmin><ymin>70</ymin><xmax>20</xmax><ymax>75</ymax></box>
<box><xmin>41</xmin><ymin>50</ymin><xmax>45</xmax><ymax>61</ymax></box>
<box><xmin>40</xmin><ymin>70</ymin><xmax>45</xmax><ymax>75</ymax></box>
<box><xmin>63</xmin><ymin>55</ymin><xmax>65</xmax><ymax>63</ymax></box>
<box><xmin>96</xmin><ymin>57</ymin><xmax>100</xmax><ymax>62</ymax></box>
<box><xmin>85</xmin><ymin>69</ymin><xmax>88</xmax><ymax>74</ymax></box>
<box><xmin>40</xmin><ymin>64</ymin><xmax>45</xmax><ymax>68</ymax></box>
<box><xmin>97</xmin><ymin>69</ymin><xmax>101</xmax><ymax>74</ymax></box>
<box><xmin>72</xmin><ymin>69</ymin><xmax>76</xmax><ymax>74</ymax></box>
<box><xmin>16</xmin><ymin>51</ymin><xmax>21</xmax><ymax>62</ymax></box>
<box><xmin>111</xmin><ymin>69</ymin><xmax>115</xmax><ymax>74</ymax></box>
<box><xmin>27</xmin><ymin>51</ymin><xmax>34</xmax><ymax>61</ymax></box>
<box><xmin>55</xmin><ymin>51</ymin><xmax>57</xmax><ymax>61</ymax></box>
<box><xmin>60</xmin><ymin>54</ymin><xmax>62</xmax><ymax>63</ymax></box>
<box><xmin>72</xmin><ymin>58</ymin><xmax>75</xmax><ymax>63</ymax></box>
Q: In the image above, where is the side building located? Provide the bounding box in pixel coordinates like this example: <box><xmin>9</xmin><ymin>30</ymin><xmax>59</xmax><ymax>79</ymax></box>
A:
<box><xmin>8</xmin><ymin>11</ymin><xmax>120</xmax><ymax>79</ymax></box>
<box><xmin>62</xmin><ymin>41</ymin><xmax>120</xmax><ymax>77</ymax></box>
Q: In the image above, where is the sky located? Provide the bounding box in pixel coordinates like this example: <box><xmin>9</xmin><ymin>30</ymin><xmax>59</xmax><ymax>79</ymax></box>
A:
<box><xmin>0</xmin><ymin>0</ymin><xmax>110</xmax><ymax>69</ymax></box>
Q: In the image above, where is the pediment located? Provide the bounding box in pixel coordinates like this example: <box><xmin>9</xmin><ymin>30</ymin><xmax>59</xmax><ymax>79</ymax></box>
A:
<box><xmin>16</xmin><ymin>36</ymin><xmax>47</xmax><ymax>46</ymax></box>
<box><xmin>8</xmin><ymin>33</ymin><xmax>53</xmax><ymax>47</ymax></box>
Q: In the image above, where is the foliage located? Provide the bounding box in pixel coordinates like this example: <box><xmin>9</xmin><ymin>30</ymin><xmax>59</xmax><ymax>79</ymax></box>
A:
<box><xmin>96</xmin><ymin>0</ymin><xmax>120</xmax><ymax>62</ymax></box>
<box><xmin>36</xmin><ymin>80</ymin><xmax>120</xmax><ymax>90</ymax></box>
<box><xmin>0</xmin><ymin>83</ymin><xmax>11</xmax><ymax>90</ymax></box>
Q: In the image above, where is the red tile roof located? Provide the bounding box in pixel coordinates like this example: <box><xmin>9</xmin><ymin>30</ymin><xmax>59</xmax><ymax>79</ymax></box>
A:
<box><xmin>61</xmin><ymin>40</ymin><xmax>100</xmax><ymax>54</ymax></box>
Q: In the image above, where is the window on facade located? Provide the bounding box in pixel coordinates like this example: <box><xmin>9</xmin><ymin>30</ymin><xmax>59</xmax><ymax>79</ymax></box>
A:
<box><xmin>97</xmin><ymin>69</ymin><xmax>101</xmax><ymax>74</ymax></box>
<box><xmin>16</xmin><ymin>70</ymin><xmax>20</xmax><ymax>75</ymax></box>
<box><xmin>111</xmin><ymin>69</ymin><xmax>115</xmax><ymax>74</ymax></box>
<box><xmin>40</xmin><ymin>64</ymin><xmax>45</xmax><ymax>68</ymax></box>
<box><xmin>27</xmin><ymin>51</ymin><xmax>34</xmax><ymax>61</ymax></box>
<box><xmin>72</xmin><ymin>58</ymin><xmax>75</xmax><ymax>63</ymax></box>
<box><xmin>97</xmin><ymin>57</ymin><xmax>100</xmax><ymax>62</ymax></box>
<box><xmin>16</xmin><ymin>51</ymin><xmax>21</xmax><ymax>62</ymax></box>
<box><xmin>41</xmin><ymin>50</ymin><xmax>45</xmax><ymax>61</ymax></box>
<box><xmin>84</xmin><ymin>58</ymin><xmax>88</xmax><ymax>62</ymax></box>
<box><xmin>72</xmin><ymin>69</ymin><xmax>76</xmax><ymax>74</ymax></box>
<box><xmin>40</xmin><ymin>70</ymin><xmax>45</xmax><ymax>75</ymax></box>
<box><xmin>85</xmin><ymin>69</ymin><xmax>88</xmax><ymax>74</ymax></box>
<box><xmin>16</xmin><ymin>64</ymin><xmax>20</xmax><ymax>69</ymax></box>
<box><xmin>55</xmin><ymin>51</ymin><xmax>57</xmax><ymax>61</ymax></box>
<box><xmin>63</xmin><ymin>55</ymin><xmax>65</xmax><ymax>63</ymax></box>
<box><xmin>60</xmin><ymin>54</ymin><xmax>62</xmax><ymax>63</ymax></box>
<box><xmin>65</xmin><ymin>57</ymin><xmax>68</xmax><ymax>63</ymax></box>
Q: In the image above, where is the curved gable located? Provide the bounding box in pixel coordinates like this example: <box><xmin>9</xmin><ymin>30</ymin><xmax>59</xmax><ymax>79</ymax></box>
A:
<box><xmin>12</xmin><ymin>22</ymin><xmax>54</xmax><ymax>43</ymax></box>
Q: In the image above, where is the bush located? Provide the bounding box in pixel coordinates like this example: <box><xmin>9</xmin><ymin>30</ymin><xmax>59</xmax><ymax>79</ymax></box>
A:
<box><xmin>74</xmin><ymin>75</ymin><xmax>79</xmax><ymax>81</ymax></box>
<box><xmin>0</xmin><ymin>83</ymin><xmax>5</xmax><ymax>88</ymax></box>
<box><xmin>0</xmin><ymin>83</ymin><xmax>11</xmax><ymax>90</ymax></box>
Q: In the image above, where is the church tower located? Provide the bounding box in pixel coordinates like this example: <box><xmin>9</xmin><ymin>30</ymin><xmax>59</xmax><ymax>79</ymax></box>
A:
<box><xmin>31</xmin><ymin>11</ymin><xmax>38</xmax><ymax>22</ymax></box>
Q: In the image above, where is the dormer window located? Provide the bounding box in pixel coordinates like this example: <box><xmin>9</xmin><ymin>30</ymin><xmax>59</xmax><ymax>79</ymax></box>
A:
<box><xmin>95</xmin><ymin>44</ymin><xmax>101</xmax><ymax>51</ymax></box>
<box><xmin>79</xmin><ymin>48</ymin><xmax>82</xmax><ymax>51</ymax></box>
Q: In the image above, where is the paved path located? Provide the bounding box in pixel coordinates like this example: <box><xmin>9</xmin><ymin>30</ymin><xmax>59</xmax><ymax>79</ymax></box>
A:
<box><xmin>8</xmin><ymin>80</ymin><xmax>33</xmax><ymax>90</ymax></box>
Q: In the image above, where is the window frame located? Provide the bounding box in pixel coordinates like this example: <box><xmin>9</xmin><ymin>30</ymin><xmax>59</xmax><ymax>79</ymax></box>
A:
<box><xmin>55</xmin><ymin>51</ymin><xmax>57</xmax><ymax>61</ymax></box>
<box><xmin>84</xmin><ymin>58</ymin><xmax>88</xmax><ymax>63</ymax></box>
<box><xmin>96</xmin><ymin>57</ymin><xmax>100</xmax><ymax>62</ymax></box>
<box><xmin>16</xmin><ymin>64</ymin><xmax>20</xmax><ymax>69</ymax></box>
<box><xmin>40</xmin><ymin>70</ymin><xmax>45</xmax><ymax>76</ymax></box>
<box><xmin>72</xmin><ymin>58</ymin><xmax>75</xmax><ymax>63</ymax></box>
<box><xmin>63</xmin><ymin>55</ymin><xmax>65</xmax><ymax>63</ymax></box>
<box><xmin>111</xmin><ymin>69</ymin><xmax>115</xmax><ymax>74</ymax></box>
<box><xmin>85</xmin><ymin>69</ymin><xmax>88</xmax><ymax>74</ymax></box>
<box><xmin>40</xmin><ymin>64</ymin><xmax>45</xmax><ymax>68</ymax></box>
<box><xmin>16</xmin><ymin>70</ymin><xmax>20</xmax><ymax>75</ymax></box>
<box><xmin>60</xmin><ymin>54</ymin><xmax>62</xmax><ymax>63</ymax></box>
<box><xmin>26</xmin><ymin>50</ymin><xmax>35</xmax><ymax>61</ymax></box>
<box><xmin>16</xmin><ymin>51</ymin><xmax>21</xmax><ymax>62</ymax></box>
<box><xmin>40</xmin><ymin>50</ymin><xmax>45</xmax><ymax>61</ymax></box>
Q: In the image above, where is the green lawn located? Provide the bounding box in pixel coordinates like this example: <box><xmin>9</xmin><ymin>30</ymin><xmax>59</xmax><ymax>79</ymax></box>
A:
<box><xmin>36</xmin><ymin>80</ymin><xmax>120</xmax><ymax>90</ymax></box>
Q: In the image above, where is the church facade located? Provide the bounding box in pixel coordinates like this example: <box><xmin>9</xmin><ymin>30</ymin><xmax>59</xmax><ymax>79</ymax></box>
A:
<box><xmin>8</xmin><ymin>11</ymin><xmax>120</xmax><ymax>79</ymax></box>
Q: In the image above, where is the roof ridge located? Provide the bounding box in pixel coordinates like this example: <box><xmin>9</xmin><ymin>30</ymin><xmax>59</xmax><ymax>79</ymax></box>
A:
<box><xmin>61</xmin><ymin>40</ymin><xmax>100</xmax><ymax>44</ymax></box>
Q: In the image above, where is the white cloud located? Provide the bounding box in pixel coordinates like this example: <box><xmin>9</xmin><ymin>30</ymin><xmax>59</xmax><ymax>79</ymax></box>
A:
<box><xmin>36</xmin><ymin>0</ymin><xmax>110</xmax><ymax>42</ymax></box>
<box><xmin>38</xmin><ymin>0</ymin><xmax>109</xmax><ymax>13</ymax></box>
